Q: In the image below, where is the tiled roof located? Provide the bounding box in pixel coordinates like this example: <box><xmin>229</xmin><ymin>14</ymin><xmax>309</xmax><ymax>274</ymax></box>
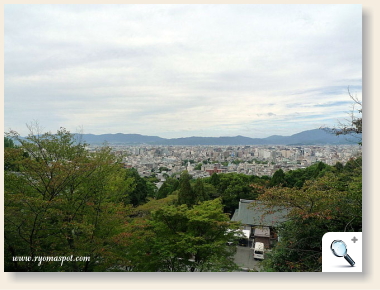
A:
<box><xmin>231</xmin><ymin>199</ymin><xmax>289</xmax><ymax>227</ymax></box>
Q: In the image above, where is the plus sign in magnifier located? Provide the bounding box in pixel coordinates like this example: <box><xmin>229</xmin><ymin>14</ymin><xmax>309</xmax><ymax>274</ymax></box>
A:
<box><xmin>330</xmin><ymin>240</ymin><xmax>355</xmax><ymax>266</ymax></box>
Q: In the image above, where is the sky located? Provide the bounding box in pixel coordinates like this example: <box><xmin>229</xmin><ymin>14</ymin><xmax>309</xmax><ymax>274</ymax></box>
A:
<box><xmin>4</xmin><ymin>4</ymin><xmax>362</xmax><ymax>139</ymax></box>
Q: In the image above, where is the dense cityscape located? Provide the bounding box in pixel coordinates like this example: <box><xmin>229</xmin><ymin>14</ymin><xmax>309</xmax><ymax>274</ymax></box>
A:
<box><xmin>100</xmin><ymin>144</ymin><xmax>362</xmax><ymax>181</ymax></box>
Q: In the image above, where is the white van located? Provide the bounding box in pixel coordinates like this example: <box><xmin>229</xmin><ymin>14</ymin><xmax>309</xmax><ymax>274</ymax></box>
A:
<box><xmin>253</xmin><ymin>242</ymin><xmax>265</xmax><ymax>260</ymax></box>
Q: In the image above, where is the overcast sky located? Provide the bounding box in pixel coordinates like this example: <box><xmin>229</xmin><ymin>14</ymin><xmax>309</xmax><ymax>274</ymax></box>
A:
<box><xmin>4</xmin><ymin>4</ymin><xmax>362</xmax><ymax>138</ymax></box>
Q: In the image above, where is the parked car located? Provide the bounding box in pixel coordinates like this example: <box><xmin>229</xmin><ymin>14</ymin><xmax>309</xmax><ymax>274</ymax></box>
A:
<box><xmin>253</xmin><ymin>242</ymin><xmax>265</xmax><ymax>260</ymax></box>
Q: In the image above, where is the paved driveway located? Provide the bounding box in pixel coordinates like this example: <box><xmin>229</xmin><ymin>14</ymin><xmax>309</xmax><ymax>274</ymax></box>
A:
<box><xmin>233</xmin><ymin>245</ymin><xmax>263</xmax><ymax>271</ymax></box>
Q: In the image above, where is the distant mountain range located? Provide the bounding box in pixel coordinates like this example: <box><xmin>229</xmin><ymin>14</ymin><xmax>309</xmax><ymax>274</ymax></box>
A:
<box><xmin>75</xmin><ymin>129</ymin><xmax>361</xmax><ymax>146</ymax></box>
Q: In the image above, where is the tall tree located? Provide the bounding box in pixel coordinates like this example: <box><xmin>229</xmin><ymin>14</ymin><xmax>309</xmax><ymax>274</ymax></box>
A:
<box><xmin>177</xmin><ymin>171</ymin><xmax>196</xmax><ymax>207</ymax></box>
<box><xmin>209</xmin><ymin>172</ymin><xmax>220</xmax><ymax>187</ymax></box>
<box><xmin>4</xmin><ymin>126</ymin><xmax>132</xmax><ymax>271</ymax></box>
<box><xmin>269</xmin><ymin>168</ymin><xmax>285</xmax><ymax>187</ymax></box>
<box><xmin>123</xmin><ymin>168</ymin><xmax>150</xmax><ymax>206</ymax></box>
<box><xmin>192</xmin><ymin>178</ymin><xmax>209</xmax><ymax>203</ymax></box>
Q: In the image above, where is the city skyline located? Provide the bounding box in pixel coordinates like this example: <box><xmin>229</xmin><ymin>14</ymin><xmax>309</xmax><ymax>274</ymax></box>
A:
<box><xmin>4</xmin><ymin>4</ymin><xmax>362</xmax><ymax>138</ymax></box>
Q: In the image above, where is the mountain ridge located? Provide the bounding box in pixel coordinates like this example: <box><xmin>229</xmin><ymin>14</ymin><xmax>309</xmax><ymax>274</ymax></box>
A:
<box><xmin>74</xmin><ymin>129</ymin><xmax>361</xmax><ymax>146</ymax></box>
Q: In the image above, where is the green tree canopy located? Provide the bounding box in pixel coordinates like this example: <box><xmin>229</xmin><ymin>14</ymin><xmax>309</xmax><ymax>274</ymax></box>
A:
<box><xmin>204</xmin><ymin>173</ymin><xmax>266</xmax><ymax>214</ymax></box>
<box><xmin>269</xmin><ymin>168</ymin><xmax>285</xmax><ymax>187</ymax></box>
<box><xmin>116</xmin><ymin>198</ymin><xmax>240</xmax><ymax>272</ymax></box>
<box><xmin>4</xmin><ymin>136</ymin><xmax>16</xmax><ymax>148</ymax></box>
<box><xmin>123</xmin><ymin>168</ymin><xmax>152</xmax><ymax>206</ymax></box>
<box><xmin>4</xmin><ymin>127</ymin><xmax>133</xmax><ymax>271</ymax></box>
<box><xmin>258</xmin><ymin>163</ymin><xmax>362</xmax><ymax>272</ymax></box>
<box><xmin>192</xmin><ymin>178</ymin><xmax>209</xmax><ymax>203</ymax></box>
<box><xmin>283</xmin><ymin>162</ymin><xmax>333</xmax><ymax>188</ymax></box>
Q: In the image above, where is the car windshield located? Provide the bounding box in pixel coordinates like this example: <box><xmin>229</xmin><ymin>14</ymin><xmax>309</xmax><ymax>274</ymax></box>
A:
<box><xmin>255</xmin><ymin>251</ymin><xmax>263</xmax><ymax>255</ymax></box>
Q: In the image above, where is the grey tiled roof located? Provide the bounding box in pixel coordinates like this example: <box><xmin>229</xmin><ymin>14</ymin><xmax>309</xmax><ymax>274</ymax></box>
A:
<box><xmin>231</xmin><ymin>199</ymin><xmax>289</xmax><ymax>227</ymax></box>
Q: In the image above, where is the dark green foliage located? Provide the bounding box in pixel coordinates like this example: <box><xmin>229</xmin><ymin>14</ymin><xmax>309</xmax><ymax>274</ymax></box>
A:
<box><xmin>4</xmin><ymin>147</ymin><xmax>25</xmax><ymax>172</ymax></box>
<box><xmin>283</xmin><ymin>162</ymin><xmax>333</xmax><ymax>188</ymax></box>
<box><xmin>314</xmin><ymin>162</ymin><xmax>326</xmax><ymax>178</ymax></box>
<box><xmin>194</xmin><ymin>163</ymin><xmax>202</xmax><ymax>170</ymax></box>
<box><xmin>156</xmin><ymin>177</ymin><xmax>179</xmax><ymax>199</ymax></box>
<box><xmin>334</xmin><ymin>161</ymin><xmax>344</xmax><ymax>172</ymax></box>
<box><xmin>124</xmin><ymin>168</ymin><xmax>152</xmax><ymax>206</ymax></box>
<box><xmin>259</xmin><ymin>159</ymin><xmax>362</xmax><ymax>272</ymax></box>
<box><xmin>209</xmin><ymin>172</ymin><xmax>220</xmax><ymax>187</ymax></box>
<box><xmin>118</xmin><ymin>199</ymin><xmax>239</xmax><ymax>272</ymax></box>
<box><xmin>145</xmin><ymin>175</ymin><xmax>159</xmax><ymax>183</ymax></box>
<box><xmin>204</xmin><ymin>173</ymin><xmax>267</xmax><ymax>214</ymax></box>
<box><xmin>252</xmin><ymin>159</ymin><xmax>268</xmax><ymax>164</ymax></box>
<box><xmin>192</xmin><ymin>179</ymin><xmax>209</xmax><ymax>203</ymax></box>
<box><xmin>4</xmin><ymin>136</ymin><xmax>16</xmax><ymax>148</ymax></box>
<box><xmin>158</xmin><ymin>166</ymin><xmax>169</xmax><ymax>172</ymax></box>
<box><xmin>343</xmin><ymin>156</ymin><xmax>362</xmax><ymax>174</ymax></box>
<box><xmin>145</xmin><ymin>181</ymin><xmax>158</xmax><ymax>198</ymax></box>
<box><xmin>177</xmin><ymin>171</ymin><xmax>197</xmax><ymax>207</ymax></box>
<box><xmin>203</xmin><ymin>183</ymin><xmax>218</xmax><ymax>199</ymax></box>
<box><xmin>269</xmin><ymin>169</ymin><xmax>285</xmax><ymax>187</ymax></box>
<box><xmin>262</xmin><ymin>219</ymin><xmax>326</xmax><ymax>272</ymax></box>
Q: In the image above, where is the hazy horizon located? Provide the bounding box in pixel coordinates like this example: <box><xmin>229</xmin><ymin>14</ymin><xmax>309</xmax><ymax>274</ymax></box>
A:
<box><xmin>74</xmin><ymin>127</ymin><xmax>330</xmax><ymax>138</ymax></box>
<box><xmin>14</xmin><ymin>127</ymin><xmax>343</xmax><ymax>140</ymax></box>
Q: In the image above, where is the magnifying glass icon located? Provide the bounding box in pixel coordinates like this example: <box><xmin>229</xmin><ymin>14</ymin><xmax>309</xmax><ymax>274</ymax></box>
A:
<box><xmin>331</xmin><ymin>240</ymin><xmax>355</xmax><ymax>266</ymax></box>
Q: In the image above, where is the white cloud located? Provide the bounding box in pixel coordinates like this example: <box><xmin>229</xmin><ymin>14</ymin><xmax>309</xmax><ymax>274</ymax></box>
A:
<box><xmin>4</xmin><ymin>4</ymin><xmax>362</xmax><ymax>138</ymax></box>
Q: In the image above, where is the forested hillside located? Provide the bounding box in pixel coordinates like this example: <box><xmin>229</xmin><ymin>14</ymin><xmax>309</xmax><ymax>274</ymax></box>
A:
<box><xmin>4</xmin><ymin>126</ymin><xmax>361</xmax><ymax>272</ymax></box>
